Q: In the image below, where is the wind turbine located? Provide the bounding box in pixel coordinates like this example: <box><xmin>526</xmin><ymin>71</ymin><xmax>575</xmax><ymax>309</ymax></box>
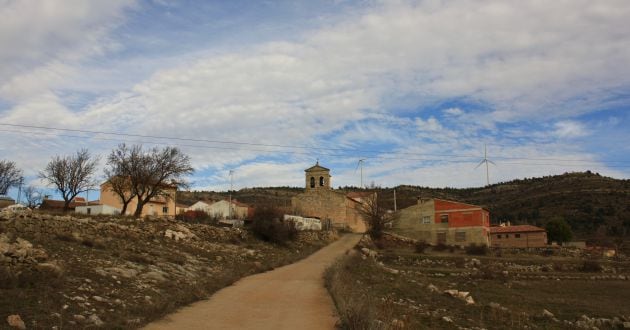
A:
<box><xmin>355</xmin><ymin>159</ymin><xmax>366</xmax><ymax>188</ymax></box>
<box><xmin>475</xmin><ymin>144</ymin><xmax>495</xmax><ymax>186</ymax></box>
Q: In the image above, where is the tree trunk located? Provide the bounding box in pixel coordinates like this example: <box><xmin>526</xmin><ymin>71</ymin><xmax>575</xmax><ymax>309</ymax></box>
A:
<box><xmin>134</xmin><ymin>202</ymin><xmax>144</xmax><ymax>217</ymax></box>
<box><xmin>120</xmin><ymin>201</ymin><xmax>129</xmax><ymax>216</ymax></box>
<box><xmin>63</xmin><ymin>199</ymin><xmax>71</xmax><ymax>212</ymax></box>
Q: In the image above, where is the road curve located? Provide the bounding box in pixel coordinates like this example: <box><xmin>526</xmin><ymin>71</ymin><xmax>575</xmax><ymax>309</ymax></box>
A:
<box><xmin>143</xmin><ymin>234</ymin><xmax>363</xmax><ymax>330</ymax></box>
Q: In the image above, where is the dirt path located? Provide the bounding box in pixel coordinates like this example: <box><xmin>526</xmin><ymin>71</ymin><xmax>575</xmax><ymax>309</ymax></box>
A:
<box><xmin>143</xmin><ymin>234</ymin><xmax>363</xmax><ymax>330</ymax></box>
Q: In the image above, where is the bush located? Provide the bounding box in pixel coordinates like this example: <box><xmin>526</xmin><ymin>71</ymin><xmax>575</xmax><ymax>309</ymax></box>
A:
<box><xmin>579</xmin><ymin>260</ymin><xmax>603</xmax><ymax>272</ymax></box>
<box><xmin>434</xmin><ymin>242</ymin><xmax>449</xmax><ymax>252</ymax></box>
<box><xmin>465</xmin><ymin>243</ymin><xmax>489</xmax><ymax>256</ymax></box>
<box><xmin>251</xmin><ymin>207</ymin><xmax>297</xmax><ymax>244</ymax></box>
<box><xmin>176</xmin><ymin>210</ymin><xmax>217</xmax><ymax>224</ymax></box>
<box><xmin>414</xmin><ymin>241</ymin><xmax>429</xmax><ymax>254</ymax></box>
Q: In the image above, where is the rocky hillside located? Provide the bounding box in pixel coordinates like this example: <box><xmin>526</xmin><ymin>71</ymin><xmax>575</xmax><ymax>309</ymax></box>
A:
<box><xmin>0</xmin><ymin>209</ymin><xmax>336</xmax><ymax>329</ymax></box>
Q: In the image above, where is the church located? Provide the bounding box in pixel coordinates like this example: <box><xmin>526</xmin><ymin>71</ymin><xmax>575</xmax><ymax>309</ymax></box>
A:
<box><xmin>290</xmin><ymin>162</ymin><xmax>372</xmax><ymax>232</ymax></box>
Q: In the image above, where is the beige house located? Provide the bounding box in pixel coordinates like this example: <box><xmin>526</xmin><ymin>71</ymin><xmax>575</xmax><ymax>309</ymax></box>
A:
<box><xmin>291</xmin><ymin>162</ymin><xmax>370</xmax><ymax>232</ymax></box>
<box><xmin>490</xmin><ymin>225</ymin><xmax>547</xmax><ymax>248</ymax></box>
<box><xmin>100</xmin><ymin>181</ymin><xmax>177</xmax><ymax>217</ymax></box>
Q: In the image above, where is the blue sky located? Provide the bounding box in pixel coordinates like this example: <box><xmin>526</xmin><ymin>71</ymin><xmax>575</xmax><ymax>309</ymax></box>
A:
<box><xmin>1</xmin><ymin>0</ymin><xmax>629</xmax><ymax>200</ymax></box>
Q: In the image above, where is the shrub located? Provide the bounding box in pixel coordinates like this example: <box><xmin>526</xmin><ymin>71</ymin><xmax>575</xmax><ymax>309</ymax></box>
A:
<box><xmin>579</xmin><ymin>260</ymin><xmax>603</xmax><ymax>272</ymax></box>
<box><xmin>434</xmin><ymin>242</ymin><xmax>449</xmax><ymax>251</ymax></box>
<box><xmin>251</xmin><ymin>207</ymin><xmax>297</xmax><ymax>244</ymax></box>
<box><xmin>176</xmin><ymin>210</ymin><xmax>216</xmax><ymax>224</ymax></box>
<box><xmin>465</xmin><ymin>243</ymin><xmax>489</xmax><ymax>256</ymax></box>
<box><xmin>414</xmin><ymin>241</ymin><xmax>429</xmax><ymax>254</ymax></box>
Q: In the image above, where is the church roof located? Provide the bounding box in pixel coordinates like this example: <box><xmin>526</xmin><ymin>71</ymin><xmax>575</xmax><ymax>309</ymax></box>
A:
<box><xmin>304</xmin><ymin>162</ymin><xmax>330</xmax><ymax>172</ymax></box>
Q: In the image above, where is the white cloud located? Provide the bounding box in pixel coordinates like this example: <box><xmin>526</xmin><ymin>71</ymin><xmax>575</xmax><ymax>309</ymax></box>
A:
<box><xmin>553</xmin><ymin>120</ymin><xmax>589</xmax><ymax>138</ymax></box>
<box><xmin>1</xmin><ymin>0</ymin><xmax>629</xmax><ymax>191</ymax></box>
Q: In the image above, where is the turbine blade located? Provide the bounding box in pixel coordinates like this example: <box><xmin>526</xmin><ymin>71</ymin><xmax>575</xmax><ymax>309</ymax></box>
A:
<box><xmin>474</xmin><ymin>160</ymin><xmax>485</xmax><ymax>169</ymax></box>
<box><xmin>488</xmin><ymin>160</ymin><xmax>497</xmax><ymax>166</ymax></box>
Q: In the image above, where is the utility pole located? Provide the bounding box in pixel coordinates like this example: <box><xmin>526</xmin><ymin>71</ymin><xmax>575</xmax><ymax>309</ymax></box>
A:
<box><xmin>228</xmin><ymin>170</ymin><xmax>234</xmax><ymax>219</ymax></box>
<box><xmin>356</xmin><ymin>159</ymin><xmax>365</xmax><ymax>188</ymax></box>
<box><xmin>17</xmin><ymin>176</ymin><xmax>23</xmax><ymax>205</ymax></box>
<box><xmin>393</xmin><ymin>188</ymin><xmax>397</xmax><ymax>212</ymax></box>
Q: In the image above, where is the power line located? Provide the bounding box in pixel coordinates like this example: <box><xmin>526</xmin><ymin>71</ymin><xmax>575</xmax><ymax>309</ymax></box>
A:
<box><xmin>2</xmin><ymin>122</ymin><xmax>628</xmax><ymax>164</ymax></box>
<box><xmin>1</xmin><ymin>124</ymin><xmax>629</xmax><ymax>168</ymax></box>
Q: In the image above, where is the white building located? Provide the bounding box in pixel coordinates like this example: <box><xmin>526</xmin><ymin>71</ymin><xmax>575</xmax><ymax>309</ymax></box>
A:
<box><xmin>188</xmin><ymin>200</ymin><xmax>249</xmax><ymax>219</ymax></box>
<box><xmin>75</xmin><ymin>204</ymin><xmax>121</xmax><ymax>216</ymax></box>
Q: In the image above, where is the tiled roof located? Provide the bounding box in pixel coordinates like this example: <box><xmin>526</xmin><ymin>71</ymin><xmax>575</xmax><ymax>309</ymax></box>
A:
<box><xmin>490</xmin><ymin>225</ymin><xmax>546</xmax><ymax>234</ymax></box>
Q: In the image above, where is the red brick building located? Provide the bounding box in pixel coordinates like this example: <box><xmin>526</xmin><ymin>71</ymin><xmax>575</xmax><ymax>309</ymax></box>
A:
<box><xmin>394</xmin><ymin>198</ymin><xmax>490</xmax><ymax>246</ymax></box>
<box><xmin>490</xmin><ymin>225</ymin><xmax>547</xmax><ymax>248</ymax></box>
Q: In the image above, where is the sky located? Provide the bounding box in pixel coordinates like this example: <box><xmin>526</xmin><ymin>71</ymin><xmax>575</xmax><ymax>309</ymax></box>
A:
<box><xmin>1</xmin><ymin>0</ymin><xmax>630</xmax><ymax>200</ymax></box>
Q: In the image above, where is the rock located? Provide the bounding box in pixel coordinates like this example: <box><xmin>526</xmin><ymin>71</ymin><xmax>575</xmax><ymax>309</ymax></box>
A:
<box><xmin>141</xmin><ymin>271</ymin><xmax>168</xmax><ymax>282</ymax></box>
<box><xmin>36</xmin><ymin>262</ymin><xmax>63</xmax><ymax>277</ymax></box>
<box><xmin>442</xmin><ymin>316</ymin><xmax>453</xmax><ymax>323</ymax></box>
<box><xmin>104</xmin><ymin>267</ymin><xmax>138</xmax><ymax>278</ymax></box>
<box><xmin>391</xmin><ymin>318</ymin><xmax>405</xmax><ymax>329</ymax></box>
<box><xmin>88</xmin><ymin>314</ymin><xmax>104</xmax><ymax>327</ymax></box>
<box><xmin>427</xmin><ymin>284</ymin><xmax>439</xmax><ymax>293</ymax></box>
<box><xmin>92</xmin><ymin>296</ymin><xmax>108</xmax><ymax>303</ymax></box>
<box><xmin>360</xmin><ymin>247</ymin><xmax>377</xmax><ymax>258</ymax></box>
<box><xmin>73</xmin><ymin>314</ymin><xmax>86</xmax><ymax>322</ymax></box>
<box><xmin>6</xmin><ymin>315</ymin><xmax>26</xmax><ymax>329</ymax></box>
<box><xmin>542</xmin><ymin>309</ymin><xmax>555</xmax><ymax>318</ymax></box>
<box><xmin>623</xmin><ymin>321</ymin><xmax>630</xmax><ymax>329</ymax></box>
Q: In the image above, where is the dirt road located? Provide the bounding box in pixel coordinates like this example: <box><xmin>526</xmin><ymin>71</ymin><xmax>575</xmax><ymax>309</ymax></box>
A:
<box><xmin>143</xmin><ymin>234</ymin><xmax>362</xmax><ymax>330</ymax></box>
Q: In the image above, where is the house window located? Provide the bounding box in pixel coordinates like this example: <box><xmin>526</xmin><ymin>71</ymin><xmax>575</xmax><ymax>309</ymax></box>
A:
<box><xmin>86</xmin><ymin>208</ymin><xmax>91</xmax><ymax>215</ymax></box>
<box><xmin>515</xmin><ymin>233</ymin><xmax>521</xmax><ymax>238</ymax></box>
<box><xmin>497</xmin><ymin>234</ymin><xmax>501</xmax><ymax>239</ymax></box>
<box><xmin>440</xmin><ymin>214</ymin><xmax>449</xmax><ymax>223</ymax></box>
<box><xmin>505</xmin><ymin>234</ymin><xmax>509</xmax><ymax>238</ymax></box>
<box><xmin>310</xmin><ymin>177</ymin><xmax>315</xmax><ymax>188</ymax></box>
<box><xmin>422</xmin><ymin>216</ymin><xmax>431</xmax><ymax>224</ymax></box>
<box><xmin>162</xmin><ymin>207</ymin><xmax>168</xmax><ymax>214</ymax></box>
<box><xmin>455</xmin><ymin>231</ymin><xmax>466</xmax><ymax>242</ymax></box>
<box><xmin>319</xmin><ymin>176</ymin><xmax>325</xmax><ymax>186</ymax></box>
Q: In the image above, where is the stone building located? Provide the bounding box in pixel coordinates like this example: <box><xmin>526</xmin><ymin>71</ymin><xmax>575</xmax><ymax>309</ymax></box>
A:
<box><xmin>291</xmin><ymin>162</ymin><xmax>370</xmax><ymax>232</ymax></box>
<box><xmin>490</xmin><ymin>224</ymin><xmax>547</xmax><ymax>248</ymax></box>
<box><xmin>393</xmin><ymin>198</ymin><xmax>490</xmax><ymax>246</ymax></box>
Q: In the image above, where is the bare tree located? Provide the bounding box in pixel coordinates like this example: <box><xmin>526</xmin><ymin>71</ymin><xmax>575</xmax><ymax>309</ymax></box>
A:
<box><xmin>358</xmin><ymin>192</ymin><xmax>387</xmax><ymax>239</ymax></box>
<box><xmin>39</xmin><ymin>149</ymin><xmax>99</xmax><ymax>211</ymax></box>
<box><xmin>108</xmin><ymin>144</ymin><xmax>193</xmax><ymax>217</ymax></box>
<box><xmin>0</xmin><ymin>160</ymin><xmax>23</xmax><ymax>195</ymax></box>
<box><xmin>104</xmin><ymin>145</ymin><xmax>137</xmax><ymax>215</ymax></box>
<box><xmin>23</xmin><ymin>185</ymin><xmax>43</xmax><ymax>208</ymax></box>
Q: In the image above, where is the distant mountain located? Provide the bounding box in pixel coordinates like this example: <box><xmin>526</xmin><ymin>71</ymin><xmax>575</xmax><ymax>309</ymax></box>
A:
<box><xmin>178</xmin><ymin>172</ymin><xmax>630</xmax><ymax>240</ymax></box>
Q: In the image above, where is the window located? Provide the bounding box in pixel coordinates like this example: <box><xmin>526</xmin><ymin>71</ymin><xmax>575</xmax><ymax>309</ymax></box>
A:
<box><xmin>455</xmin><ymin>231</ymin><xmax>466</xmax><ymax>242</ymax></box>
<box><xmin>319</xmin><ymin>176</ymin><xmax>324</xmax><ymax>186</ymax></box>
<box><xmin>515</xmin><ymin>233</ymin><xmax>521</xmax><ymax>238</ymax></box>
<box><xmin>86</xmin><ymin>208</ymin><xmax>91</xmax><ymax>215</ymax></box>
<box><xmin>505</xmin><ymin>234</ymin><xmax>509</xmax><ymax>238</ymax></box>
<box><xmin>440</xmin><ymin>214</ymin><xmax>449</xmax><ymax>223</ymax></box>
<box><xmin>497</xmin><ymin>234</ymin><xmax>502</xmax><ymax>239</ymax></box>
<box><xmin>422</xmin><ymin>216</ymin><xmax>431</xmax><ymax>224</ymax></box>
<box><xmin>310</xmin><ymin>177</ymin><xmax>315</xmax><ymax>188</ymax></box>
<box><xmin>162</xmin><ymin>207</ymin><xmax>169</xmax><ymax>214</ymax></box>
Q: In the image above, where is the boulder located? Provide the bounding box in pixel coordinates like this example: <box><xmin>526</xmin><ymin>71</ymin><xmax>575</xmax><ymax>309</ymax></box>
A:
<box><xmin>6</xmin><ymin>315</ymin><xmax>26</xmax><ymax>330</ymax></box>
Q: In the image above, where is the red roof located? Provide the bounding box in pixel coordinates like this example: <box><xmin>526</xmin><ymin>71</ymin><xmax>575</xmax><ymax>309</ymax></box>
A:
<box><xmin>490</xmin><ymin>225</ymin><xmax>546</xmax><ymax>234</ymax></box>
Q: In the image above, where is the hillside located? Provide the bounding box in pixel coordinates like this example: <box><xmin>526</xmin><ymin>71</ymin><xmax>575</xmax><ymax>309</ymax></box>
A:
<box><xmin>180</xmin><ymin>172</ymin><xmax>630</xmax><ymax>240</ymax></box>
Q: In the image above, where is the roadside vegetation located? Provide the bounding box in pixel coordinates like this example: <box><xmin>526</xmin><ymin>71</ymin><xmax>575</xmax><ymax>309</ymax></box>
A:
<box><xmin>326</xmin><ymin>235</ymin><xmax>630</xmax><ymax>329</ymax></box>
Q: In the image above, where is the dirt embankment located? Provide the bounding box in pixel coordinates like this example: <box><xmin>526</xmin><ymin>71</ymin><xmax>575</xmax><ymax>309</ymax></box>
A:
<box><xmin>0</xmin><ymin>210</ymin><xmax>337</xmax><ymax>329</ymax></box>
